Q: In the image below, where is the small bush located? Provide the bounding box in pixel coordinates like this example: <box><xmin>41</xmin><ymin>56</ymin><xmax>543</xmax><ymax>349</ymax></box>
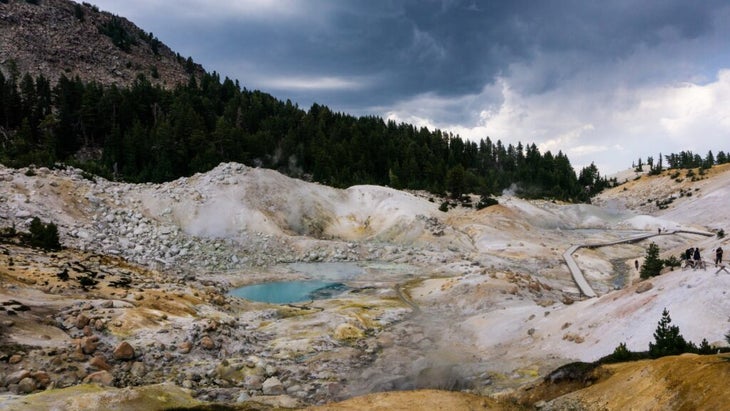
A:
<box><xmin>438</xmin><ymin>201</ymin><xmax>449</xmax><ymax>212</ymax></box>
<box><xmin>74</xmin><ymin>3</ymin><xmax>85</xmax><ymax>21</ymax></box>
<box><xmin>698</xmin><ymin>338</ymin><xmax>714</xmax><ymax>355</ymax></box>
<box><xmin>476</xmin><ymin>196</ymin><xmax>499</xmax><ymax>210</ymax></box>
<box><xmin>28</xmin><ymin>217</ymin><xmax>61</xmax><ymax>251</ymax></box>
<box><xmin>649</xmin><ymin>308</ymin><xmax>691</xmax><ymax>358</ymax></box>
<box><xmin>663</xmin><ymin>255</ymin><xmax>681</xmax><ymax>270</ymax></box>
<box><xmin>0</xmin><ymin>224</ymin><xmax>16</xmax><ymax>238</ymax></box>
<box><xmin>640</xmin><ymin>242</ymin><xmax>663</xmax><ymax>279</ymax></box>
<box><xmin>598</xmin><ymin>342</ymin><xmax>650</xmax><ymax>364</ymax></box>
<box><xmin>718</xmin><ymin>229</ymin><xmax>725</xmax><ymax>239</ymax></box>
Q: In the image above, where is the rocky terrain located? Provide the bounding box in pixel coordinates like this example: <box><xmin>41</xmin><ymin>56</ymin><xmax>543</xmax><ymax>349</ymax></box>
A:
<box><xmin>0</xmin><ymin>0</ymin><xmax>203</xmax><ymax>87</ymax></box>
<box><xmin>0</xmin><ymin>161</ymin><xmax>729</xmax><ymax>410</ymax></box>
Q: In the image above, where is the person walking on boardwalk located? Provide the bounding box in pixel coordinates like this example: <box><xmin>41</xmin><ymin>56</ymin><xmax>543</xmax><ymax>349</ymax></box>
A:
<box><xmin>716</xmin><ymin>246</ymin><xmax>724</xmax><ymax>267</ymax></box>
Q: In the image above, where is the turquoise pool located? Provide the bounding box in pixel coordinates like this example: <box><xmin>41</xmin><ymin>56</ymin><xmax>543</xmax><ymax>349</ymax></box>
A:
<box><xmin>228</xmin><ymin>280</ymin><xmax>348</xmax><ymax>304</ymax></box>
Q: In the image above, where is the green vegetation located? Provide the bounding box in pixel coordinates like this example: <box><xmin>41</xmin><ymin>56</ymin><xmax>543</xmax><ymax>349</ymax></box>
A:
<box><xmin>476</xmin><ymin>195</ymin><xmax>499</xmax><ymax>210</ymax></box>
<box><xmin>634</xmin><ymin>149</ymin><xmax>729</xmax><ymax>173</ymax></box>
<box><xmin>1</xmin><ymin>217</ymin><xmax>61</xmax><ymax>251</ymax></box>
<box><xmin>640</xmin><ymin>242</ymin><xmax>663</xmax><ymax>279</ymax></box>
<box><xmin>649</xmin><ymin>308</ymin><xmax>692</xmax><ymax>358</ymax></box>
<box><xmin>98</xmin><ymin>16</ymin><xmax>137</xmax><ymax>52</ymax></box>
<box><xmin>73</xmin><ymin>3</ymin><xmax>85</xmax><ymax>21</ymax></box>
<box><xmin>600</xmin><ymin>309</ymin><xmax>726</xmax><ymax>365</ymax></box>
<box><xmin>0</xmin><ymin>71</ymin><xmax>610</xmax><ymax>202</ymax></box>
<box><xmin>28</xmin><ymin>217</ymin><xmax>61</xmax><ymax>250</ymax></box>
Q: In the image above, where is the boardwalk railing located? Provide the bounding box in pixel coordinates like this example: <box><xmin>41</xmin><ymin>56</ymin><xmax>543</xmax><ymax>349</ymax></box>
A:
<box><xmin>563</xmin><ymin>229</ymin><xmax>714</xmax><ymax>298</ymax></box>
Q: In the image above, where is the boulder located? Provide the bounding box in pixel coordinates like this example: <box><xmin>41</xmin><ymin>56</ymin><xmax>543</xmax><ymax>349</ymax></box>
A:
<box><xmin>76</xmin><ymin>313</ymin><xmax>90</xmax><ymax>329</ymax></box>
<box><xmin>199</xmin><ymin>335</ymin><xmax>215</xmax><ymax>350</ymax></box>
<box><xmin>113</xmin><ymin>341</ymin><xmax>135</xmax><ymax>361</ymax></box>
<box><xmin>130</xmin><ymin>361</ymin><xmax>146</xmax><ymax>378</ymax></box>
<box><xmin>178</xmin><ymin>341</ymin><xmax>193</xmax><ymax>354</ymax></box>
<box><xmin>83</xmin><ymin>370</ymin><xmax>114</xmax><ymax>386</ymax></box>
<box><xmin>30</xmin><ymin>371</ymin><xmax>51</xmax><ymax>388</ymax></box>
<box><xmin>262</xmin><ymin>376</ymin><xmax>284</xmax><ymax>395</ymax></box>
<box><xmin>17</xmin><ymin>377</ymin><xmax>36</xmax><ymax>394</ymax></box>
<box><xmin>82</xmin><ymin>335</ymin><xmax>99</xmax><ymax>354</ymax></box>
<box><xmin>89</xmin><ymin>355</ymin><xmax>112</xmax><ymax>371</ymax></box>
<box><xmin>5</xmin><ymin>369</ymin><xmax>31</xmax><ymax>386</ymax></box>
<box><xmin>636</xmin><ymin>281</ymin><xmax>653</xmax><ymax>293</ymax></box>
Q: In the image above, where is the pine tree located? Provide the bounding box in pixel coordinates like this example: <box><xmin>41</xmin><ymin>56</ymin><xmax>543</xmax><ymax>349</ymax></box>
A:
<box><xmin>640</xmin><ymin>242</ymin><xmax>664</xmax><ymax>279</ymax></box>
<box><xmin>648</xmin><ymin>308</ymin><xmax>690</xmax><ymax>358</ymax></box>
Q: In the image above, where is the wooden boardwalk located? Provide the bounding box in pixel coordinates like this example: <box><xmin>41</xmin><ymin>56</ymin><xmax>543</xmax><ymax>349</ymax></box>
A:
<box><xmin>563</xmin><ymin>229</ymin><xmax>714</xmax><ymax>298</ymax></box>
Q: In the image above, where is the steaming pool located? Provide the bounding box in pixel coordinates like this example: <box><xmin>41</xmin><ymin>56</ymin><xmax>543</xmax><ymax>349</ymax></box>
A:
<box><xmin>228</xmin><ymin>261</ymin><xmax>418</xmax><ymax>304</ymax></box>
<box><xmin>228</xmin><ymin>262</ymin><xmax>367</xmax><ymax>304</ymax></box>
<box><xmin>228</xmin><ymin>280</ymin><xmax>349</xmax><ymax>304</ymax></box>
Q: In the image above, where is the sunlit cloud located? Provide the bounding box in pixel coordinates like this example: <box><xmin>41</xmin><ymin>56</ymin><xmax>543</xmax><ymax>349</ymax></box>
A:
<box><xmin>260</xmin><ymin>76</ymin><xmax>369</xmax><ymax>92</ymax></box>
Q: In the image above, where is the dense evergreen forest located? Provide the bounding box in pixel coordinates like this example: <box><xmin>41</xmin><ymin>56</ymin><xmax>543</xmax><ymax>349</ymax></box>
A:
<box><xmin>0</xmin><ymin>70</ymin><xmax>614</xmax><ymax>202</ymax></box>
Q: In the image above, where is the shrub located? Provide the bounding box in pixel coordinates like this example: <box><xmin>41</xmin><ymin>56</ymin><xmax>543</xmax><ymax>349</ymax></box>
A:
<box><xmin>476</xmin><ymin>196</ymin><xmax>499</xmax><ymax>210</ymax></box>
<box><xmin>74</xmin><ymin>3</ymin><xmax>85</xmax><ymax>21</ymax></box>
<box><xmin>649</xmin><ymin>308</ymin><xmax>691</xmax><ymax>358</ymax></box>
<box><xmin>0</xmin><ymin>224</ymin><xmax>16</xmax><ymax>238</ymax></box>
<box><xmin>663</xmin><ymin>255</ymin><xmax>681</xmax><ymax>270</ymax></box>
<box><xmin>640</xmin><ymin>242</ymin><xmax>663</xmax><ymax>279</ymax></box>
<box><xmin>438</xmin><ymin>201</ymin><xmax>449</xmax><ymax>212</ymax></box>
<box><xmin>698</xmin><ymin>338</ymin><xmax>714</xmax><ymax>355</ymax></box>
<box><xmin>608</xmin><ymin>342</ymin><xmax>631</xmax><ymax>362</ymax></box>
<box><xmin>28</xmin><ymin>217</ymin><xmax>61</xmax><ymax>251</ymax></box>
<box><xmin>718</xmin><ymin>229</ymin><xmax>725</xmax><ymax>239</ymax></box>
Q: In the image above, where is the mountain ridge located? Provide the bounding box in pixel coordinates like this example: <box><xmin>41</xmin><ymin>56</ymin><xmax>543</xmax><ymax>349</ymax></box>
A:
<box><xmin>0</xmin><ymin>0</ymin><xmax>203</xmax><ymax>87</ymax></box>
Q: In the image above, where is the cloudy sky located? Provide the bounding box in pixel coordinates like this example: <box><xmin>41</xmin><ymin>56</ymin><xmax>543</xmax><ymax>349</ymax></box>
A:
<box><xmin>90</xmin><ymin>0</ymin><xmax>730</xmax><ymax>174</ymax></box>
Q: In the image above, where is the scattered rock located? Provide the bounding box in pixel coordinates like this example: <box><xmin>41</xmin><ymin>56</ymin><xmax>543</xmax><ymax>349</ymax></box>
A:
<box><xmin>83</xmin><ymin>370</ymin><xmax>114</xmax><ymax>386</ymax></box>
<box><xmin>130</xmin><ymin>361</ymin><xmax>146</xmax><ymax>378</ymax></box>
<box><xmin>5</xmin><ymin>369</ymin><xmax>31</xmax><ymax>386</ymax></box>
<box><xmin>8</xmin><ymin>354</ymin><xmax>23</xmax><ymax>364</ymax></box>
<box><xmin>76</xmin><ymin>313</ymin><xmax>90</xmax><ymax>329</ymax></box>
<box><xmin>178</xmin><ymin>341</ymin><xmax>193</xmax><ymax>354</ymax></box>
<box><xmin>17</xmin><ymin>377</ymin><xmax>37</xmax><ymax>394</ymax></box>
<box><xmin>113</xmin><ymin>341</ymin><xmax>136</xmax><ymax>360</ymax></box>
<box><xmin>82</xmin><ymin>336</ymin><xmax>99</xmax><ymax>354</ymax></box>
<box><xmin>89</xmin><ymin>355</ymin><xmax>112</xmax><ymax>371</ymax></box>
<box><xmin>262</xmin><ymin>376</ymin><xmax>284</xmax><ymax>395</ymax></box>
<box><xmin>199</xmin><ymin>335</ymin><xmax>215</xmax><ymax>350</ymax></box>
<box><xmin>636</xmin><ymin>281</ymin><xmax>653</xmax><ymax>293</ymax></box>
<box><xmin>31</xmin><ymin>371</ymin><xmax>51</xmax><ymax>388</ymax></box>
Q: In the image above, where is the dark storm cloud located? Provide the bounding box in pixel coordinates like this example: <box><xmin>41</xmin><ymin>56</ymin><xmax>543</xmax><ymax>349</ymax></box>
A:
<box><xmin>92</xmin><ymin>0</ymin><xmax>730</xmax><ymax>173</ymax></box>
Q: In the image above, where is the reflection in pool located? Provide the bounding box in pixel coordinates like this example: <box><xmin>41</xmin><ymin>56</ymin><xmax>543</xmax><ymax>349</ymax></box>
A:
<box><xmin>229</xmin><ymin>280</ymin><xmax>348</xmax><ymax>304</ymax></box>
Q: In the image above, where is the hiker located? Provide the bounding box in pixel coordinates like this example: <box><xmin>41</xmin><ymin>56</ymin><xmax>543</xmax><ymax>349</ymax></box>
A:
<box><xmin>684</xmin><ymin>247</ymin><xmax>694</xmax><ymax>267</ymax></box>
<box><xmin>693</xmin><ymin>247</ymin><xmax>701</xmax><ymax>267</ymax></box>
<box><xmin>716</xmin><ymin>247</ymin><xmax>724</xmax><ymax>267</ymax></box>
<box><xmin>635</xmin><ymin>260</ymin><xmax>639</xmax><ymax>271</ymax></box>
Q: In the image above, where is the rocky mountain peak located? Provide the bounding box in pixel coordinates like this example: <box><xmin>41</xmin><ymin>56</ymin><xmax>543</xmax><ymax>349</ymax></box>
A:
<box><xmin>0</xmin><ymin>0</ymin><xmax>203</xmax><ymax>87</ymax></box>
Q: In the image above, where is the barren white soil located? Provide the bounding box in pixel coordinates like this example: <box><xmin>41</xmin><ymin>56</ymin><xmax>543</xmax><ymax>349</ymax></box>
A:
<box><xmin>1</xmin><ymin>162</ymin><xmax>729</xmax><ymax>409</ymax></box>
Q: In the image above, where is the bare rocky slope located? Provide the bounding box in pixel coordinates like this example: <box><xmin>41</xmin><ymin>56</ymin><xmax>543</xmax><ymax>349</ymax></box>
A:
<box><xmin>0</xmin><ymin>0</ymin><xmax>203</xmax><ymax>87</ymax></box>
<box><xmin>0</xmin><ymin>162</ymin><xmax>729</xmax><ymax>410</ymax></box>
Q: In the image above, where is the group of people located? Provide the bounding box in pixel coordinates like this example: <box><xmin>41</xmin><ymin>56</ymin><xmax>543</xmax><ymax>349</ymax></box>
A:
<box><xmin>683</xmin><ymin>246</ymin><xmax>724</xmax><ymax>269</ymax></box>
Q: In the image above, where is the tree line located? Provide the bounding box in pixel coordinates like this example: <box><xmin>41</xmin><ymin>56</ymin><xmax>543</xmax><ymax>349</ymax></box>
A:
<box><xmin>634</xmin><ymin>149</ymin><xmax>729</xmax><ymax>175</ymax></box>
<box><xmin>0</xmin><ymin>70</ymin><xmax>612</xmax><ymax>202</ymax></box>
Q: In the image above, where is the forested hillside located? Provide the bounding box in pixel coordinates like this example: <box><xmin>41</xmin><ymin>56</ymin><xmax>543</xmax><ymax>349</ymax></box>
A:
<box><xmin>0</xmin><ymin>70</ymin><xmax>615</xmax><ymax>201</ymax></box>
